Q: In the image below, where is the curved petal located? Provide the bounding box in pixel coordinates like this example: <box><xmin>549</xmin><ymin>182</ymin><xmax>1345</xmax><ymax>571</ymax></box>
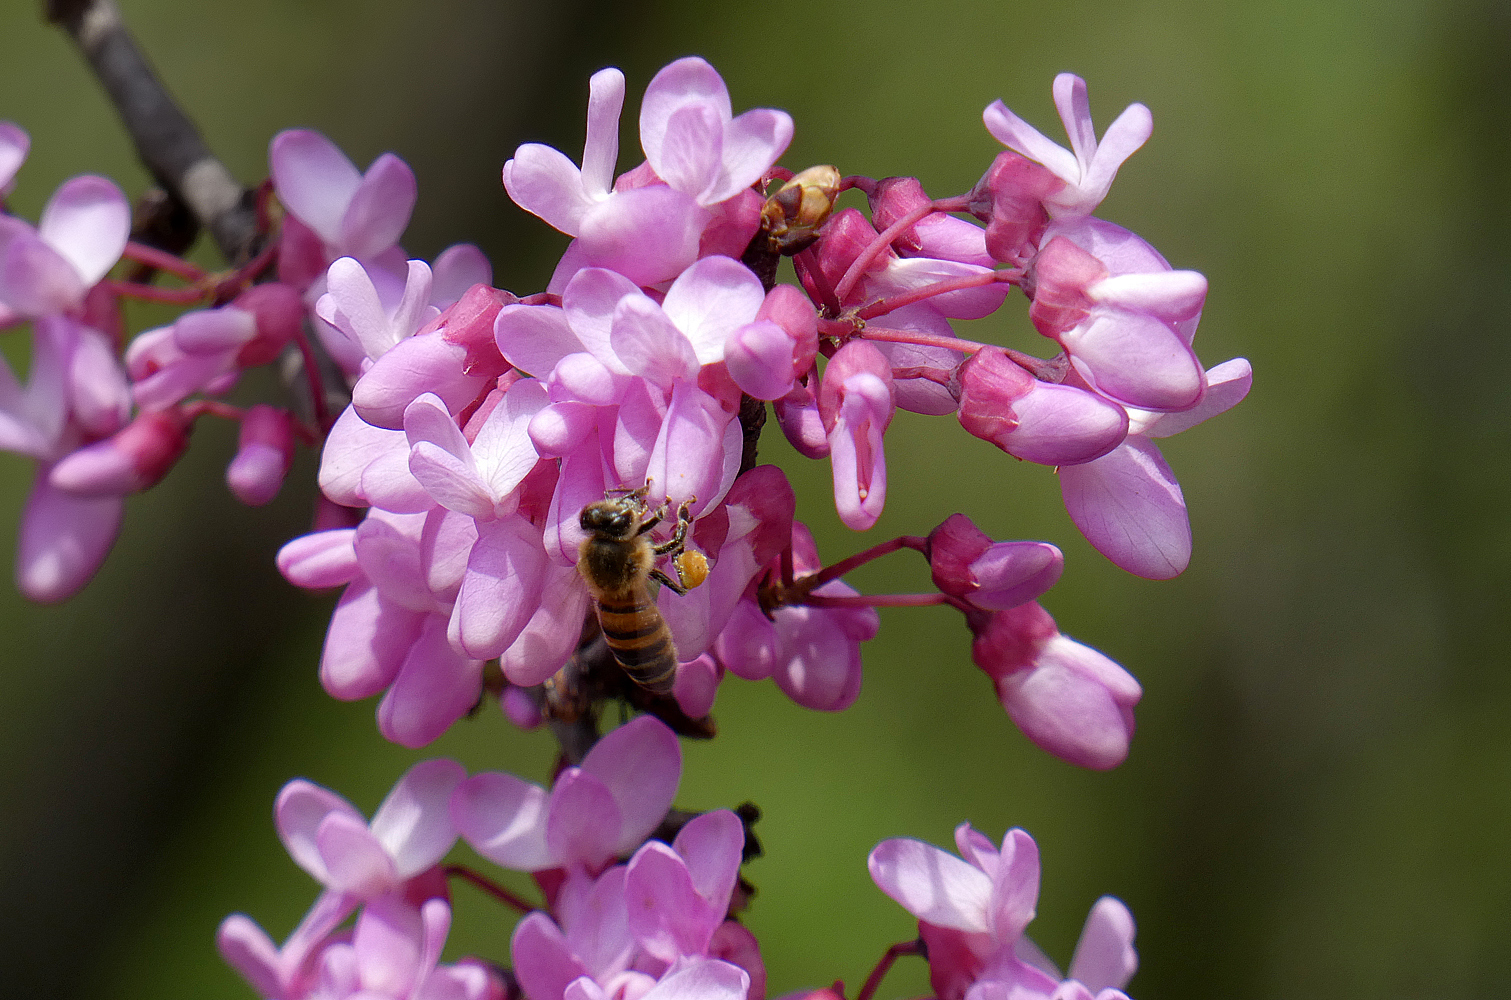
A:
<box><xmin>578</xmin><ymin>186</ymin><xmax>708</xmax><ymax>287</ymax></box>
<box><xmin>868</xmin><ymin>838</ymin><xmax>993</xmax><ymax>932</ymax></box>
<box><xmin>983</xmin><ymin>100</ymin><xmax>1078</xmax><ymax>184</ymax></box>
<box><xmin>1067</xmin><ymin>896</ymin><xmax>1138</xmax><ymax>993</ymax></box>
<box><xmin>377</xmin><ymin>615</ymin><xmax>486</xmax><ymax>748</ymax></box>
<box><xmin>15</xmin><ymin>476</ymin><xmax>122</xmax><ymax>603</ymax></box>
<box><xmin>704</xmin><ymin>108</ymin><xmax>793</xmax><ymax>204</ymax></box>
<box><xmin>450</xmin><ymin>515</ymin><xmax>548</xmax><ymax>658</ymax></box>
<box><xmin>270</xmin><ymin>129</ymin><xmax>362</xmax><ymax>244</ymax></box>
<box><xmin>495</xmin><ymin>303</ymin><xmax>583</xmax><ymax>378</ymax></box>
<box><xmin>653</xmin><ymin>103</ymin><xmax>723</xmax><ymax>200</ymax></box>
<box><xmin>545</xmin><ymin>768</ymin><xmax>623</xmax><ymax>871</ymax></box>
<box><xmin>612</xmin><ymin>296</ymin><xmax>699</xmax><ymax>387</ymax></box>
<box><xmin>452</xmin><ymin>771</ymin><xmax>554</xmax><ymax>871</ymax></box>
<box><xmin>660</xmin><ymin>255</ymin><xmax>764</xmax><ymax>365</ymax></box>
<box><xmin>504</xmin><ymin>143</ymin><xmax>595</xmax><ymax>236</ymax></box>
<box><xmin>626</xmin><ymin>841</ymin><xmax>718</xmax><ymax>961</ymax></box>
<box><xmin>371</xmin><ymin>758</ymin><xmax>467</xmax><ymax>878</ymax></box>
<box><xmin>319</xmin><ymin>581</ymin><xmax>422</xmax><ymax>700</ymax></box>
<box><xmin>672</xmin><ymin>808</ymin><xmax>744</xmax><ymax>915</ymax></box>
<box><xmin>276</xmin><ymin>779</ymin><xmax>365</xmax><ymax>884</ymax></box>
<box><xmin>582</xmin><ymin>68</ymin><xmax>627</xmax><ymax>197</ymax></box>
<box><xmin>340</xmin><ymin>153</ymin><xmax>417</xmax><ymax>259</ymax></box>
<box><xmin>1059</xmin><ymin>437</ymin><xmax>1190</xmax><ymax>580</ymax></box>
<box><xmin>581</xmin><ymin>715</ymin><xmax>682</xmax><ymax>856</ymax></box>
<box><xmin>641</xmin><ymin>58</ymin><xmax>731</xmax><ymax>167</ymax></box>
<box><xmin>316</xmin><ymin>810</ymin><xmax>400</xmax><ymax>896</ymax></box>
<box><xmin>38</xmin><ymin>175</ymin><xmax>130</xmax><ymax>286</ymax></box>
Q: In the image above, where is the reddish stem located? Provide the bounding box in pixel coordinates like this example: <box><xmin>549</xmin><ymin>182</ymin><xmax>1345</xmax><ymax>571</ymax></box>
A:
<box><xmin>122</xmin><ymin>240</ymin><xmax>207</xmax><ymax>282</ymax></box>
<box><xmin>890</xmin><ymin>365</ymin><xmax>954</xmax><ymax>386</ymax></box>
<box><xmin>795</xmin><ymin>246</ymin><xmax>841</xmax><ymax>317</ymax></box>
<box><xmin>833</xmin><ymin>200</ymin><xmax>943</xmax><ymax>305</ymax></box>
<box><xmin>181</xmin><ymin>399</ymin><xmax>245</xmax><ymax>422</ymax></box>
<box><xmin>801</xmin><ymin>535</ymin><xmax>927</xmax><ymax>591</ymax></box>
<box><xmin>844</xmin><ymin>323</ymin><xmax>1060</xmax><ymax>381</ymax></box>
<box><xmin>804</xmin><ymin>592</ymin><xmax>950</xmax><ymax>609</ymax></box>
<box><xmin>106</xmin><ymin>279</ymin><xmax>205</xmax><ymax>305</ymax></box>
<box><xmin>855</xmin><ymin>939</ymin><xmax>924</xmax><ymax>1000</ymax></box>
<box><xmin>290</xmin><ymin>323</ymin><xmax>335</xmax><ymax>433</ymax></box>
<box><xmin>856</xmin><ymin>269</ymin><xmax>1018</xmax><ymax>321</ymax></box>
<box><xmin>444</xmin><ymin>865</ymin><xmax>541</xmax><ymax>914</ymax></box>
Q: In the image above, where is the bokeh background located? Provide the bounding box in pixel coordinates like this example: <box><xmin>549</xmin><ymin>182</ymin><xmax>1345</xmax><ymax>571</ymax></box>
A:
<box><xmin>3</xmin><ymin>0</ymin><xmax>1509</xmax><ymax>998</ymax></box>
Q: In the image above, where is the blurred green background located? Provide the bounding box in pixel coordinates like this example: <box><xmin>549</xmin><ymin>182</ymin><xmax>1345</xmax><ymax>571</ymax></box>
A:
<box><xmin>3</xmin><ymin>1</ymin><xmax>1509</xmax><ymax>998</ymax></box>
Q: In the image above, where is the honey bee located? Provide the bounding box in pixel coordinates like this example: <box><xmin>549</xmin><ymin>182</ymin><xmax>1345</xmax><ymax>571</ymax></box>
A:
<box><xmin>577</xmin><ymin>487</ymin><xmax>708</xmax><ymax>695</ymax></box>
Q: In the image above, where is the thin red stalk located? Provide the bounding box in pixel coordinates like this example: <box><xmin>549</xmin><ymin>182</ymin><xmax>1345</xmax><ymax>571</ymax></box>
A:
<box><xmin>803</xmin><ymin>592</ymin><xmax>950</xmax><ymax>609</ymax></box>
<box><xmin>856</xmin><ymin>269</ymin><xmax>1015</xmax><ymax>321</ymax></box>
<box><xmin>802</xmin><ymin>535</ymin><xmax>927</xmax><ymax>591</ymax></box>
<box><xmin>122</xmin><ymin>240</ymin><xmax>206</xmax><ymax>281</ymax></box>
<box><xmin>106</xmin><ymin>278</ymin><xmax>205</xmax><ymax>305</ymax></box>
<box><xmin>444</xmin><ymin>865</ymin><xmax>541</xmax><ymax>914</ymax></box>
<box><xmin>833</xmin><ymin>200</ymin><xmax>943</xmax><ymax>305</ymax></box>
<box><xmin>181</xmin><ymin>399</ymin><xmax>244</xmax><ymax>422</ymax></box>
<box><xmin>890</xmin><ymin>365</ymin><xmax>954</xmax><ymax>386</ymax></box>
<box><xmin>854</xmin><ymin>939</ymin><xmax>924</xmax><ymax>1000</ymax></box>
<box><xmin>853</xmin><ymin>323</ymin><xmax>988</xmax><ymax>356</ymax></box>
<box><xmin>795</xmin><ymin>246</ymin><xmax>841</xmax><ymax>317</ymax></box>
<box><xmin>290</xmin><ymin>324</ymin><xmax>334</xmax><ymax>433</ymax></box>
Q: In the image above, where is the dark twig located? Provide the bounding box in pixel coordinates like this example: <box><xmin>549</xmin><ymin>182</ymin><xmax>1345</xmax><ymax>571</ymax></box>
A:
<box><xmin>46</xmin><ymin>0</ymin><xmax>261</xmax><ymax>264</ymax></box>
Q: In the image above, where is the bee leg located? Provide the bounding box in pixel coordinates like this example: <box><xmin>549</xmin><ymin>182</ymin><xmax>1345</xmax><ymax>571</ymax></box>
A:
<box><xmin>650</xmin><ymin>568</ymin><xmax>688</xmax><ymax>596</ymax></box>
<box><xmin>651</xmin><ymin>498</ymin><xmax>696</xmax><ymax>556</ymax></box>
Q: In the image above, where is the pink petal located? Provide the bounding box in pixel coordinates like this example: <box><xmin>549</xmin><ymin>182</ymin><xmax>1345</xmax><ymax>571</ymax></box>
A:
<box><xmin>967</xmin><ymin>542</ymin><xmax>1064</xmax><ymax>610</ymax></box>
<box><xmin>770</xmin><ymin>607</ymin><xmax>865</xmax><ymax>711</ymax></box>
<box><xmin>581</xmin><ymin>715</ymin><xmax>682</xmax><ymax>856</ymax></box>
<box><xmin>0</xmin><ymin>122</ymin><xmax>28</xmax><ymax>192</ymax></box>
<box><xmin>1146</xmin><ymin>357</ymin><xmax>1251</xmax><ymax>438</ymax></box>
<box><xmin>352</xmin><ymin>895</ymin><xmax>424</xmax><ymax>995</ymax></box>
<box><xmin>640</xmin><ymin>58</ymin><xmax>731</xmax><ymax>167</ymax></box>
<box><xmin>174</xmin><ymin>306</ymin><xmax>257</xmax><ymax>354</ymax></box>
<box><xmin>504</xmin><ymin>143</ymin><xmax>596</xmax><ymax>235</ymax></box>
<box><xmin>450</xmin><ymin>515</ymin><xmax>547</xmax><ymax>657</ymax></box>
<box><xmin>626</xmin><ymin>841</ymin><xmax>718</xmax><ymax>961</ymax></box>
<box><xmin>354</xmin><ymin>324</ymin><xmax>491</xmax><ymax>432</ymax></box>
<box><xmin>1090</xmin><ymin>270</ymin><xmax>1206</xmax><ymax>323</ymax></box>
<box><xmin>1067</xmin><ymin>897</ymin><xmax>1137</xmax><ymax>993</ymax></box>
<box><xmin>500</xmin><ymin>561</ymin><xmax>593</xmax><ymax>686</ymax></box>
<box><xmin>1080</xmin><ymin>102</ymin><xmax>1153</xmax><ymax>207</ymax></box>
<box><xmin>495</xmin><ymin>303</ymin><xmax>584</xmax><ymax>378</ymax></box>
<box><xmin>316</xmin><ymin>810</ymin><xmax>400</xmax><ymax>896</ymax></box>
<box><xmin>278</xmin><ymin>528</ymin><xmax>360</xmax><ymax>589</ymax></box>
<box><xmin>660</xmin><ymin>255</ymin><xmax>765</xmax><ymax>365</ymax></box>
<box><xmin>867</xmin><ymin>838</ymin><xmax>993</xmax><ymax>932</ymax></box>
<box><xmin>998</xmin><ymin>381</ymin><xmax>1129</xmax><ymax>467</ymax></box>
<box><xmin>276</xmin><ymin>779</ymin><xmax>366</xmax><ymax>884</ymax></box>
<box><xmin>988</xmin><ymin>829</ymin><xmax>1040</xmax><ymax>942</ymax></box>
<box><xmin>561</xmin><ymin>267</ymin><xmax>643</xmax><ymax>375</ymax></box>
<box><xmin>578</xmin><ymin>186</ymin><xmax>708</xmax><ymax>287</ymax></box>
<box><xmin>953</xmin><ymin>822</ymin><xmax>999</xmax><ymax>877</ymax></box>
<box><xmin>827</xmin><ymin>374</ymin><xmax>892</xmax><ymax>530</ymax></box>
<box><xmin>645</xmin><ymin>380</ymin><xmax>733</xmax><ymax>516</ymax></box>
<box><xmin>38</xmin><ymin>175</ymin><xmax>129</xmax><ymax>286</ymax></box>
<box><xmin>318</xmin><ymin>404</ymin><xmax>406</xmax><ymax>506</ymax></box>
<box><xmin>1059</xmin><ymin>436</ymin><xmax>1190</xmax><ymax>579</ymax></box>
<box><xmin>319</xmin><ymin>581</ymin><xmax>422</xmax><ymax>699</ymax></box>
<box><xmin>0</xmin><ymin>235</ymin><xmax>86</xmax><ymax>314</ymax></box>
<box><xmin>15</xmin><ymin>475</ymin><xmax>122</xmax><ymax>603</ymax></box>
<box><xmin>982</xmin><ymin>100</ymin><xmax>1078</xmax><ymax>185</ymax></box>
<box><xmin>512</xmin><ymin>914</ymin><xmax>590</xmax><ymax>1000</ymax></box>
<box><xmin>216</xmin><ymin>915</ymin><xmax>289</xmax><ymax>999</ymax></box>
<box><xmin>641</xmin><ymin>960</ymin><xmax>748</xmax><ymax>1000</ymax></box>
<box><xmin>582</xmin><ymin>69</ymin><xmax>627</xmax><ymax>197</ymax></box>
<box><xmin>545</xmin><ymin>768</ymin><xmax>623</xmax><ymax>871</ymax></box>
<box><xmin>271</xmin><ymin>130</ymin><xmax>362</xmax><ymax>244</ymax></box>
<box><xmin>377</xmin><ymin>615</ymin><xmax>486</xmax><ymax>748</ymax></box>
<box><xmin>1051</xmin><ymin>73</ymin><xmax>1097</xmax><ymax>176</ymax></box>
<box><xmin>430</xmin><ymin>244</ymin><xmax>493</xmax><ymax>306</ymax></box>
<box><xmin>654</xmin><ymin>102</ymin><xmax>724</xmax><ymax>200</ymax></box>
<box><xmin>370</xmin><ymin>758</ymin><xmax>467</xmax><ymax>878</ymax></box>
<box><xmin>452</xmin><ymin>771</ymin><xmax>553</xmax><ymax>870</ymax></box>
<box><xmin>704</xmin><ymin>108</ymin><xmax>794</xmax><ymax>205</ymax></box>
<box><xmin>340</xmin><ymin>153</ymin><xmax>417</xmax><ymax>259</ymax></box>
<box><xmin>672</xmin><ymin>809</ymin><xmax>744</xmax><ymax>915</ymax></box>
<box><xmin>1062</xmin><ymin>310</ymin><xmax>1203</xmax><ymax>412</ymax></box>
<box><xmin>612</xmin><ymin>296</ymin><xmax>700</xmax><ymax>387</ymax></box>
<box><xmin>566</xmin><ymin>865</ymin><xmax>636</xmax><ymax>979</ymax></box>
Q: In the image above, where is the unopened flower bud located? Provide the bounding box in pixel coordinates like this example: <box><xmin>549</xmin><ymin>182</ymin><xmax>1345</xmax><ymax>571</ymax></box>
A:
<box><xmin>502</xmin><ymin>685</ymin><xmax>542</xmax><ymax>729</ymax></box>
<box><xmin>231</xmin><ymin>282</ymin><xmax>304</xmax><ymax>367</ymax></box>
<box><xmin>50</xmin><ymin>408</ymin><xmax>191</xmax><ymax>497</ymax></box>
<box><xmin>927</xmin><ymin>513</ymin><xmax>1063</xmax><ymax>609</ymax></box>
<box><xmin>774</xmin><ymin>381</ymin><xmax>829</xmax><ymax>459</ymax></box>
<box><xmin>1025</xmin><ymin>235</ymin><xmax>1108</xmax><ymax>336</ymax></box>
<box><xmin>672</xmin><ymin>653</ymin><xmax>720</xmax><ymax>718</ymax></box>
<box><xmin>760</xmin><ymin>165</ymin><xmax>841</xmax><ymax>254</ymax></box>
<box><xmin>956</xmin><ymin>348</ymin><xmax>1128</xmax><ymax>466</ymax></box>
<box><xmin>968</xmin><ymin>601</ymin><xmax>1141</xmax><ymax>770</ymax></box>
<box><xmin>968</xmin><ymin>151</ymin><xmax>1062</xmax><ymax>263</ymax></box>
<box><xmin>226</xmin><ymin>404</ymin><xmax>296</xmax><ymax>506</ymax></box>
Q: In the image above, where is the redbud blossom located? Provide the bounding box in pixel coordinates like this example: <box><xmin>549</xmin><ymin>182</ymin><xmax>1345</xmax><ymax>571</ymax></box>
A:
<box><xmin>0</xmin><ymin>121</ymin><xmax>27</xmax><ymax>197</ymax></box>
<box><xmin>50</xmin><ymin>408</ymin><xmax>190</xmax><ymax>497</ymax></box>
<box><xmin>968</xmin><ymin>602</ymin><xmax>1140</xmax><ymax>770</ymax></box>
<box><xmin>819</xmin><ymin>341</ymin><xmax>894</xmax><ymax>530</ymax></box>
<box><xmin>227</xmin><ymin>404</ymin><xmax>296</xmax><ymax>506</ymax></box>
<box><xmin>926</xmin><ymin>513</ymin><xmax>1063</xmax><ymax>610</ymax></box>
<box><xmin>0</xmin><ymin>175</ymin><xmax>130</xmax><ymax>317</ymax></box>
<box><xmin>954</xmin><ymin>347</ymin><xmax>1128</xmax><ymax>466</ymax></box>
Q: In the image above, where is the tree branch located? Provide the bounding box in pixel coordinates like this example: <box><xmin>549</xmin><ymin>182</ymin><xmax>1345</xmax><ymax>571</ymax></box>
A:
<box><xmin>45</xmin><ymin>0</ymin><xmax>260</xmax><ymax>264</ymax></box>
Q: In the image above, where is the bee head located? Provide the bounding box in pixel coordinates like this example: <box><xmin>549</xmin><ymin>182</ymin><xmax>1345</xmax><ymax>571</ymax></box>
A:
<box><xmin>580</xmin><ymin>498</ymin><xmax>640</xmax><ymax>540</ymax></box>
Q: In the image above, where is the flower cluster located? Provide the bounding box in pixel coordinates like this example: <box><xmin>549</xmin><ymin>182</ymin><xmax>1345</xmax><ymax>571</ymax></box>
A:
<box><xmin>5</xmin><ymin>43</ymin><xmax>1248</xmax><ymax>1000</ymax></box>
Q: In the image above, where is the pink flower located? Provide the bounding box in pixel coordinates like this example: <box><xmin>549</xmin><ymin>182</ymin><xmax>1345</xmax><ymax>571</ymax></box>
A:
<box><xmin>925</xmin><ymin>513</ymin><xmax>1063</xmax><ymax>610</ymax></box>
<box><xmin>504</xmin><ymin>59</ymin><xmax>792</xmax><ymax>286</ymax></box>
<box><xmin>451</xmin><ymin>715</ymin><xmax>681</xmax><ymax>876</ymax></box>
<box><xmin>0</xmin><ymin>174</ymin><xmax>130</xmax><ymax>317</ymax></box>
<box><xmin>968</xmin><ymin>602</ymin><xmax>1141</xmax><ymax>770</ymax></box>
<box><xmin>819</xmin><ymin>341</ymin><xmax>894</xmax><ymax>530</ymax></box>
<box><xmin>953</xmin><ymin>347</ymin><xmax>1128</xmax><ymax>466</ymax></box>
<box><xmin>275</xmin><ymin>759</ymin><xmax>466</xmax><ymax>899</ymax></box>
<box><xmin>0</xmin><ymin>121</ymin><xmax>27</xmax><ymax>197</ymax></box>
<box><xmin>1060</xmin><ymin>357</ymin><xmax>1251</xmax><ymax>579</ymax></box>
<box><xmin>625</xmin><ymin>809</ymin><xmax>746</xmax><ymax>964</ymax></box>
<box><xmin>271</xmin><ymin>129</ymin><xmax>416</xmax><ymax>266</ymax></box>
<box><xmin>983</xmin><ymin>74</ymin><xmax>1152</xmax><ymax>220</ymax></box>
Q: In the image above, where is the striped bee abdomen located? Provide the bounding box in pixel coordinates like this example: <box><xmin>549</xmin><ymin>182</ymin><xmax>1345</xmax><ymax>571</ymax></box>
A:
<box><xmin>597</xmin><ymin>589</ymin><xmax>677</xmax><ymax>693</ymax></box>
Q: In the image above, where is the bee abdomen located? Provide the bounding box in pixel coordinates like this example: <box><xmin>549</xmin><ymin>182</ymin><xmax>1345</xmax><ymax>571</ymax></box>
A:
<box><xmin>598</xmin><ymin>594</ymin><xmax>677</xmax><ymax>694</ymax></box>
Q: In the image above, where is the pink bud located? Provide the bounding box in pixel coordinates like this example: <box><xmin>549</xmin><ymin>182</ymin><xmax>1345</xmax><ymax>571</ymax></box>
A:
<box><xmin>673</xmin><ymin>653</ymin><xmax>721</xmax><ymax>718</ymax></box>
<box><xmin>1025</xmin><ymin>236</ymin><xmax>1108</xmax><ymax>337</ymax></box>
<box><xmin>773</xmin><ymin>380</ymin><xmax>828</xmax><ymax>458</ymax></box>
<box><xmin>431</xmin><ymin>283</ymin><xmax>518</xmax><ymax>376</ymax></box>
<box><xmin>927</xmin><ymin>514</ymin><xmax>1063</xmax><ymax>609</ymax></box>
<box><xmin>502</xmin><ymin>685</ymin><xmax>542</xmax><ymax>729</ymax></box>
<box><xmin>227</xmin><ymin>404</ymin><xmax>296</xmax><ymax>506</ymax></box>
<box><xmin>969</xmin><ymin>602</ymin><xmax>1141</xmax><ymax>770</ymax></box>
<box><xmin>50</xmin><ymin>409</ymin><xmax>191</xmax><ymax>497</ymax></box>
<box><xmin>866</xmin><ymin>176</ymin><xmax>932</xmax><ymax>252</ymax></box>
<box><xmin>957</xmin><ymin>348</ymin><xmax>1128</xmax><ymax>466</ymax></box>
<box><xmin>232</xmin><ymin>282</ymin><xmax>304</xmax><ymax>367</ymax></box>
<box><xmin>803</xmin><ymin>208</ymin><xmax>885</xmax><ymax>303</ymax></box>
<box><xmin>756</xmin><ymin>283</ymin><xmax>818</xmax><ymax>375</ymax></box>
<box><xmin>969</xmin><ymin>151</ymin><xmax>1061</xmax><ymax>262</ymax></box>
